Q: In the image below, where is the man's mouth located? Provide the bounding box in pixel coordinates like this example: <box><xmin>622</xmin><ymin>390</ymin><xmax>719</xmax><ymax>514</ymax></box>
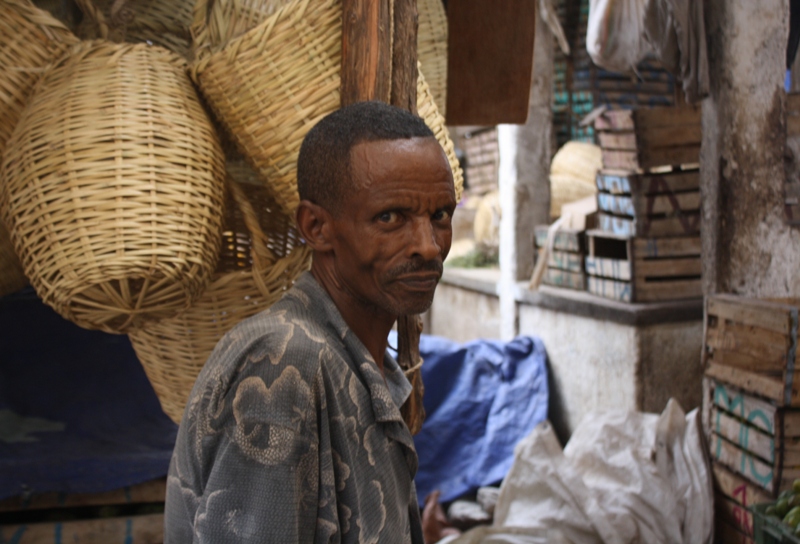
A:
<box><xmin>395</xmin><ymin>272</ymin><xmax>440</xmax><ymax>291</ymax></box>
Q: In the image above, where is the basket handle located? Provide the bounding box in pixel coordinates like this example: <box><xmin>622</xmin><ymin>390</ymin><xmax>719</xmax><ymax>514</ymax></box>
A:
<box><xmin>225</xmin><ymin>176</ymin><xmax>278</xmax><ymax>296</ymax></box>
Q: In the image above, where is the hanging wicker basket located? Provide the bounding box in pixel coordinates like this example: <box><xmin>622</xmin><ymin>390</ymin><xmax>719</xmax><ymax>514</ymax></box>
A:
<box><xmin>76</xmin><ymin>0</ymin><xmax>194</xmax><ymax>58</ymax></box>
<box><xmin>190</xmin><ymin>0</ymin><xmax>463</xmax><ymax>216</ymax></box>
<box><xmin>129</xmin><ymin>167</ymin><xmax>311</xmax><ymax>423</ymax></box>
<box><xmin>0</xmin><ymin>0</ymin><xmax>78</xmax><ymax>155</ymax></box>
<box><xmin>0</xmin><ymin>40</ymin><xmax>226</xmax><ymax>333</ymax></box>
<box><xmin>417</xmin><ymin>0</ymin><xmax>448</xmax><ymax>117</ymax></box>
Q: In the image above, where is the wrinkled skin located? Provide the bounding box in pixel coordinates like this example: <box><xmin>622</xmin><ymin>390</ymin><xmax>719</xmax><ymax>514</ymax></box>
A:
<box><xmin>296</xmin><ymin>136</ymin><xmax>456</xmax><ymax>370</ymax></box>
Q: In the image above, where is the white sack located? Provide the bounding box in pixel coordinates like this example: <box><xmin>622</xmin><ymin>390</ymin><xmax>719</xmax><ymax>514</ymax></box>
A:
<box><xmin>448</xmin><ymin>399</ymin><xmax>713</xmax><ymax>544</ymax></box>
<box><xmin>586</xmin><ymin>0</ymin><xmax>652</xmax><ymax>73</ymax></box>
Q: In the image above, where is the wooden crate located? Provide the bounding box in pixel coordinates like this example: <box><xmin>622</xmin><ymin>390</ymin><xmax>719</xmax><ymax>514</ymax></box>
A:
<box><xmin>703</xmin><ymin>378</ymin><xmax>800</xmax><ymax>495</ymax></box>
<box><xmin>712</xmin><ymin>461</ymin><xmax>772</xmax><ymax>542</ymax></box>
<box><xmin>594</xmin><ymin>105</ymin><xmax>701</xmax><ymax>171</ymax></box>
<box><xmin>704</xmin><ymin>295</ymin><xmax>800</xmax><ymax>407</ymax></box>
<box><xmin>534</xmin><ymin>225</ymin><xmax>586</xmax><ymax>291</ymax></box>
<box><xmin>595</xmin><ymin>168</ymin><xmax>701</xmax><ymax>237</ymax></box>
<box><xmin>584</xmin><ymin>230</ymin><xmax>702</xmax><ymax>303</ymax></box>
<box><xmin>0</xmin><ymin>479</ymin><xmax>165</xmax><ymax>544</ymax></box>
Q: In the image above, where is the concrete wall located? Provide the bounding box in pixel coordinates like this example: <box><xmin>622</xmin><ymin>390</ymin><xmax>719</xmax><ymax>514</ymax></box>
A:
<box><xmin>702</xmin><ymin>0</ymin><xmax>799</xmax><ymax>297</ymax></box>
<box><xmin>428</xmin><ymin>282</ymin><xmax>502</xmax><ymax>343</ymax></box>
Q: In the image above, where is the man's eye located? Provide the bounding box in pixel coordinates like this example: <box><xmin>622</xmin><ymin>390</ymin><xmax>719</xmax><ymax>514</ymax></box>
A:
<box><xmin>378</xmin><ymin>211</ymin><xmax>398</xmax><ymax>223</ymax></box>
<box><xmin>432</xmin><ymin>209</ymin><xmax>451</xmax><ymax>221</ymax></box>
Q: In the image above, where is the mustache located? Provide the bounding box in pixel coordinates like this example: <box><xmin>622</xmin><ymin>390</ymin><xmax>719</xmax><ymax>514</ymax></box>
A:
<box><xmin>388</xmin><ymin>258</ymin><xmax>443</xmax><ymax>279</ymax></box>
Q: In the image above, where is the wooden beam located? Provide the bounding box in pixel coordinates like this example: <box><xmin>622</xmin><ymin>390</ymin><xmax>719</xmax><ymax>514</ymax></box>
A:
<box><xmin>390</xmin><ymin>0</ymin><xmax>418</xmax><ymax>113</ymax></box>
<box><xmin>340</xmin><ymin>0</ymin><xmax>392</xmax><ymax>106</ymax></box>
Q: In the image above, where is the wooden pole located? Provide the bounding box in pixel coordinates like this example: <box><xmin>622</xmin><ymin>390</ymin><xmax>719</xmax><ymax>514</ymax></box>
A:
<box><xmin>340</xmin><ymin>0</ymin><xmax>424</xmax><ymax>434</ymax></box>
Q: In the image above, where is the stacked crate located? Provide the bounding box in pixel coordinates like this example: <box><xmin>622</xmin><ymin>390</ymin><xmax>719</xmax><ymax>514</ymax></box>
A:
<box><xmin>458</xmin><ymin>127</ymin><xmax>499</xmax><ymax>197</ymax></box>
<box><xmin>701</xmin><ymin>295</ymin><xmax>800</xmax><ymax>542</ymax></box>
<box><xmin>551</xmin><ymin>0</ymin><xmax>677</xmax><ymax>152</ymax></box>
<box><xmin>585</xmin><ymin>105</ymin><xmax>702</xmax><ymax>303</ymax></box>
<box><xmin>533</xmin><ymin>225</ymin><xmax>586</xmax><ymax>291</ymax></box>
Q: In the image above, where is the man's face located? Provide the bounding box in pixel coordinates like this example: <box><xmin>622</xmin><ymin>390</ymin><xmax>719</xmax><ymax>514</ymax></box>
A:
<box><xmin>327</xmin><ymin>136</ymin><xmax>456</xmax><ymax>318</ymax></box>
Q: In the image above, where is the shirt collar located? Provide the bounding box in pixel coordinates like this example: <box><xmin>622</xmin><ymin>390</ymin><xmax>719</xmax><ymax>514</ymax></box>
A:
<box><xmin>290</xmin><ymin>272</ymin><xmax>413</xmax><ymax>422</ymax></box>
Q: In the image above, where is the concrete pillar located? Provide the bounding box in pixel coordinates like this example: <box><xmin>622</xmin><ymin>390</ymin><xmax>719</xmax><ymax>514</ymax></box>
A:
<box><xmin>701</xmin><ymin>0</ymin><xmax>800</xmax><ymax>298</ymax></box>
<box><xmin>498</xmin><ymin>2</ymin><xmax>554</xmax><ymax>339</ymax></box>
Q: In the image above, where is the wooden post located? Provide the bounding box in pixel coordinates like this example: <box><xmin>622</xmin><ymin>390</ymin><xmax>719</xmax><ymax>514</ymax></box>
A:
<box><xmin>340</xmin><ymin>0</ymin><xmax>393</xmax><ymax>105</ymax></box>
<box><xmin>340</xmin><ymin>0</ymin><xmax>425</xmax><ymax>434</ymax></box>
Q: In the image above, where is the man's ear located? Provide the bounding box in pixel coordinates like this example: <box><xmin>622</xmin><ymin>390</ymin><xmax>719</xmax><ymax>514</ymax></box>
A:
<box><xmin>296</xmin><ymin>200</ymin><xmax>334</xmax><ymax>252</ymax></box>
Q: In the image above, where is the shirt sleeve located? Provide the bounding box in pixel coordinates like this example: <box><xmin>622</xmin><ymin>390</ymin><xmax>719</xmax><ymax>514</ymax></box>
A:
<box><xmin>165</xmin><ymin>345</ymin><xmax>323</xmax><ymax>543</ymax></box>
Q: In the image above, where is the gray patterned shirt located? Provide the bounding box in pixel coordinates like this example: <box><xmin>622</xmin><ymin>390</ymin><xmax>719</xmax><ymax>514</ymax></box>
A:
<box><xmin>164</xmin><ymin>272</ymin><xmax>424</xmax><ymax>543</ymax></box>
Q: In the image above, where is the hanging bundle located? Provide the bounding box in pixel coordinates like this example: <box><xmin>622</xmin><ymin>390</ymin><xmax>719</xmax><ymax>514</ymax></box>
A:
<box><xmin>1</xmin><ymin>40</ymin><xmax>226</xmax><ymax>332</ymax></box>
<box><xmin>76</xmin><ymin>0</ymin><xmax>194</xmax><ymax>58</ymax></box>
<box><xmin>190</xmin><ymin>0</ymin><xmax>463</xmax><ymax>217</ymax></box>
<box><xmin>129</xmin><ymin>167</ymin><xmax>311</xmax><ymax>422</ymax></box>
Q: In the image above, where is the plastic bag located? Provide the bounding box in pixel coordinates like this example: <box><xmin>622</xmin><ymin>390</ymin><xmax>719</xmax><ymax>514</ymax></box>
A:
<box><xmin>586</xmin><ymin>0</ymin><xmax>652</xmax><ymax>73</ymax></box>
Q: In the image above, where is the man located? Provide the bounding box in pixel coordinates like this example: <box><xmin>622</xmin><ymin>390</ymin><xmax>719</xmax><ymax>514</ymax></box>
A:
<box><xmin>165</xmin><ymin>101</ymin><xmax>456</xmax><ymax>543</ymax></box>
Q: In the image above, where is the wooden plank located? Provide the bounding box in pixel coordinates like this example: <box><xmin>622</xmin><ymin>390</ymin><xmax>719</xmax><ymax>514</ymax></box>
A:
<box><xmin>635</xmin><ymin>257</ymin><xmax>702</xmax><ymax>279</ymax></box>
<box><xmin>0</xmin><ymin>513</ymin><xmax>163</xmax><ymax>544</ymax></box>
<box><xmin>593</xmin><ymin>110</ymin><xmax>634</xmax><ymax>131</ymax></box>
<box><xmin>710</xmin><ymin>434</ymin><xmax>800</xmax><ymax>494</ymax></box>
<box><xmin>715</xmin><ymin>492</ymin><xmax>756</xmax><ymax>538</ymax></box>
<box><xmin>708</xmin><ymin>296</ymin><xmax>796</xmax><ymax>336</ymax></box>
<box><xmin>596</xmin><ymin>169</ymin><xmax>700</xmax><ymax>195</ymax></box>
<box><xmin>637</xmin><ymin>124</ymin><xmax>703</xmax><ymax>147</ymax></box>
<box><xmin>711</xmin><ymin>406</ymin><xmax>776</xmax><ymax>463</ymax></box>
<box><xmin>706</xmin><ymin>323</ymin><xmax>790</xmax><ymax>371</ymax></box>
<box><xmin>0</xmin><ymin>480</ymin><xmax>166</xmax><ymax>513</ymax></box>
<box><xmin>587</xmin><ymin>275</ymin><xmax>632</xmax><ymax>302</ymax></box>
<box><xmin>597</xmin><ymin>212</ymin><xmax>701</xmax><ymax>237</ymax></box>
<box><xmin>597</xmin><ymin>191</ymin><xmax>700</xmax><ymax>217</ymax></box>
<box><xmin>389</xmin><ymin>0</ymin><xmax>418</xmax><ymax>113</ymax></box>
<box><xmin>713</xmin><ymin>462</ymin><xmax>774</xmax><ymax>507</ymax></box>
<box><xmin>633</xmin><ymin>236</ymin><xmax>701</xmax><ymax>258</ymax></box>
<box><xmin>533</xmin><ymin>226</ymin><xmax>582</xmax><ymax>252</ymax></box>
<box><xmin>542</xmin><ymin>268</ymin><xmax>585</xmax><ymax>290</ymax></box>
<box><xmin>638</xmin><ymin>145</ymin><xmax>700</xmax><ymax>170</ymax></box>
<box><xmin>632</xmin><ymin>105</ymin><xmax>702</xmax><ymax>129</ymax></box>
<box><xmin>709</xmin><ymin>379</ymin><xmax>781</xmax><ymax>436</ymax></box>
<box><xmin>634</xmin><ymin>278</ymin><xmax>702</xmax><ymax>302</ymax></box>
<box><xmin>705</xmin><ymin>363</ymin><xmax>786</xmax><ymax>406</ymax></box>
<box><xmin>598</xmin><ymin>131</ymin><xmax>636</xmax><ymax>151</ymax></box>
<box><xmin>340</xmin><ymin>0</ymin><xmax>392</xmax><ymax>106</ymax></box>
<box><xmin>601</xmin><ymin>149</ymin><xmax>640</xmax><ymax>170</ymax></box>
<box><xmin>547</xmin><ymin>250</ymin><xmax>583</xmax><ymax>272</ymax></box>
<box><xmin>584</xmin><ymin>256</ymin><xmax>632</xmax><ymax>281</ymax></box>
<box><xmin>446</xmin><ymin>0</ymin><xmax>536</xmax><ymax>124</ymax></box>
<box><xmin>788</xmin><ymin>114</ymin><xmax>800</xmax><ymax>138</ymax></box>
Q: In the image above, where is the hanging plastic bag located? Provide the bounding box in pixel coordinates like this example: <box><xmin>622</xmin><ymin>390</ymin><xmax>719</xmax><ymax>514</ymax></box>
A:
<box><xmin>586</xmin><ymin>0</ymin><xmax>652</xmax><ymax>73</ymax></box>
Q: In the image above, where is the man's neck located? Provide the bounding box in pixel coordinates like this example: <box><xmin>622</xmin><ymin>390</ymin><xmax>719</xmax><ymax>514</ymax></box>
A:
<box><xmin>310</xmin><ymin>263</ymin><xmax>395</xmax><ymax>372</ymax></box>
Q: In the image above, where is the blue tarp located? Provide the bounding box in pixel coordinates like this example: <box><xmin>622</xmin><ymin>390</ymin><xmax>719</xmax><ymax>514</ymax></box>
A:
<box><xmin>0</xmin><ymin>288</ymin><xmax>177</xmax><ymax>500</ymax></box>
<box><xmin>390</xmin><ymin>333</ymin><xmax>549</xmax><ymax>506</ymax></box>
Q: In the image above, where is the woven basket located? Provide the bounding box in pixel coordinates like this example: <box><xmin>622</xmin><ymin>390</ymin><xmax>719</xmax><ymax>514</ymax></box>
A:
<box><xmin>0</xmin><ymin>0</ymin><xmax>78</xmax><ymax>156</ymax></box>
<box><xmin>417</xmin><ymin>66</ymin><xmax>464</xmax><ymax>200</ymax></box>
<box><xmin>1</xmin><ymin>40</ymin><xmax>226</xmax><ymax>333</ymax></box>
<box><xmin>76</xmin><ymin>0</ymin><xmax>194</xmax><ymax>58</ymax></box>
<box><xmin>417</xmin><ymin>0</ymin><xmax>448</xmax><ymax>117</ymax></box>
<box><xmin>191</xmin><ymin>0</ymin><xmax>464</xmax><ymax>216</ymax></box>
<box><xmin>129</xmin><ymin>168</ymin><xmax>312</xmax><ymax>422</ymax></box>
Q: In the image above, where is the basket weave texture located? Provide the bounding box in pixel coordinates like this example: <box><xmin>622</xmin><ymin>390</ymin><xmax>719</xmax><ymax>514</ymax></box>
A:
<box><xmin>191</xmin><ymin>0</ymin><xmax>464</xmax><ymax>215</ymax></box>
<box><xmin>0</xmin><ymin>0</ymin><xmax>78</xmax><ymax>156</ymax></box>
<box><xmin>417</xmin><ymin>0</ymin><xmax>448</xmax><ymax>117</ymax></box>
<box><xmin>1</xmin><ymin>40</ymin><xmax>226</xmax><ymax>333</ymax></box>
<box><xmin>129</xmin><ymin>167</ymin><xmax>311</xmax><ymax>423</ymax></box>
<box><xmin>76</xmin><ymin>0</ymin><xmax>194</xmax><ymax>58</ymax></box>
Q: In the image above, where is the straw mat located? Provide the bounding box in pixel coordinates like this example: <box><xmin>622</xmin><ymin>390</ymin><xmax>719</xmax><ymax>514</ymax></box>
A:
<box><xmin>1</xmin><ymin>40</ymin><xmax>226</xmax><ymax>333</ymax></box>
<box><xmin>417</xmin><ymin>0</ymin><xmax>448</xmax><ymax>117</ymax></box>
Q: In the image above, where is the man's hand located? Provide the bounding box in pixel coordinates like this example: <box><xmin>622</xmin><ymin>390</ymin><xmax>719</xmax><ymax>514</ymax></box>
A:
<box><xmin>421</xmin><ymin>490</ymin><xmax>461</xmax><ymax>544</ymax></box>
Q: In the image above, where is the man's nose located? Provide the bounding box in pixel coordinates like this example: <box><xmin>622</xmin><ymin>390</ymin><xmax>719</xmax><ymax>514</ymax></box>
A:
<box><xmin>409</xmin><ymin>219</ymin><xmax>441</xmax><ymax>261</ymax></box>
